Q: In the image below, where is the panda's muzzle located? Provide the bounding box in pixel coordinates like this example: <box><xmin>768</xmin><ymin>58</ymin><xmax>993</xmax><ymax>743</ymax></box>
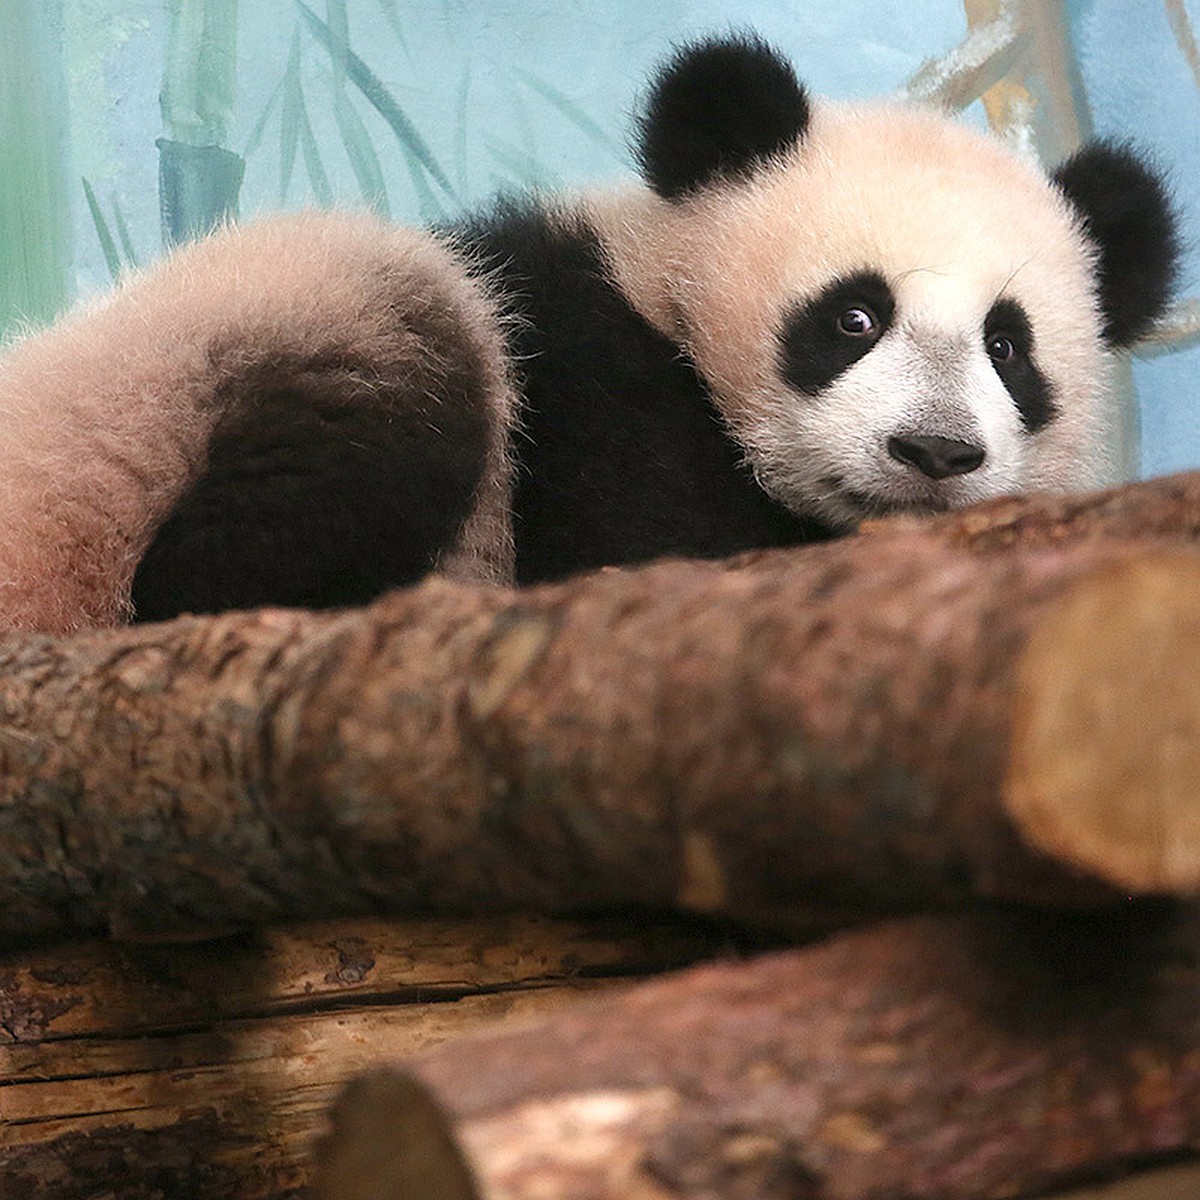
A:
<box><xmin>887</xmin><ymin>433</ymin><xmax>986</xmax><ymax>480</ymax></box>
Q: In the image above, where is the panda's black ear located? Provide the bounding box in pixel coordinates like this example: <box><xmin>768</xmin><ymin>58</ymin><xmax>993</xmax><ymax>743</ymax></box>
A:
<box><xmin>636</xmin><ymin>34</ymin><xmax>810</xmax><ymax>200</ymax></box>
<box><xmin>1052</xmin><ymin>141</ymin><xmax>1180</xmax><ymax>347</ymax></box>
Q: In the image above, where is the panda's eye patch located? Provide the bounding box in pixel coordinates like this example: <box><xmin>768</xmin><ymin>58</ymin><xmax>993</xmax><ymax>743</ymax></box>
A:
<box><xmin>780</xmin><ymin>271</ymin><xmax>895</xmax><ymax>395</ymax></box>
<box><xmin>984</xmin><ymin>298</ymin><xmax>1057</xmax><ymax>432</ymax></box>
<box><xmin>837</xmin><ymin>306</ymin><xmax>878</xmax><ymax>338</ymax></box>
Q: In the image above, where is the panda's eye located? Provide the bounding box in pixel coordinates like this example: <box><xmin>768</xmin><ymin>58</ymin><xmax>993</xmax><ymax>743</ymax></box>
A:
<box><xmin>837</xmin><ymin>306</ymin><xmax>877</xmax><ymax>337</ymax></box>
<box><xmin>986</xmin><ymin>333</ymin><xmax>1017</xmax><ymax>363</ymax></box>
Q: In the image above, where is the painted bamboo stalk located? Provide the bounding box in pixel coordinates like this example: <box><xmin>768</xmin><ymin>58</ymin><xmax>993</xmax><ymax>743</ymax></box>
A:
<box><xmin>0</xmin><ymin>0</ymin><xmax>73</xmax><ymax>339</ymax></box>
<box><xmin>159</xmin><ymin>0</ymin><xmax>244</xmax><ymax>245</ymax></box>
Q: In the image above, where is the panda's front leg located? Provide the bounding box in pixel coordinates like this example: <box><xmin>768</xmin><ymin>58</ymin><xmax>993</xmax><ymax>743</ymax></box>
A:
<box><xmin>0</xmin><ymin>212</ymin><xmax>516</xmax><ymax>633</ymax></box>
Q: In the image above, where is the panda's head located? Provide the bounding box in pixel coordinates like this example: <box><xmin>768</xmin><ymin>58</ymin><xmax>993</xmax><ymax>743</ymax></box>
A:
<box><xmin>596</xmin><ymin>34</ymin><xmax>1179</xmax><ymax>529</ymax></box>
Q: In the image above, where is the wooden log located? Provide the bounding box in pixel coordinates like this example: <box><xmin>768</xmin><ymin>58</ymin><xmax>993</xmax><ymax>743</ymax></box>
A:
<box><xmin>0</xmin><ymin>913</ymin><xmax>718</xmax><ymax>1198</ymax></box>
<box><xmin>862</xmin><ymin>467</ymin><xmax>1200</xmax><ymax>553</ymax></box>
<box><xmin>4</xmin><ymin>512</ymin><xmax>1200</xmax><ymax>941</ymax></box>
<box><xmin>314</xmin><ymin>907</ymin><xmax>1200</xmax><ymax>1200</ymax></box>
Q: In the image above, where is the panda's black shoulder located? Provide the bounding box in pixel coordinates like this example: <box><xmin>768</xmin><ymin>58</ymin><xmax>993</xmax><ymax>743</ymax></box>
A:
<box><xmin>445</xmin><ymin>196</ymin><xmax>825</xmax><ymax>583</ymax></box>
<box><xmin>449</xmin><ymin>194</ymin><xmax>693</xmax><ymax>403</ymax></box>
<box><xmin>448</xmin><ymin>195</ymin><xmax>621</xmax><ymax>354</ymax></box>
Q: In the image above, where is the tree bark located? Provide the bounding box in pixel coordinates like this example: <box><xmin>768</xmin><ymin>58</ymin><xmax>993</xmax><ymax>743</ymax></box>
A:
<box><xmin>0</xmin><ymin>913</ymin><xmax>717</xmax><ymax>1198</ymax></box>
<box><xmin>314</xmin><ymin>908</ymin><xmax>1200</xmax><ymax>1200</ymax></box>
<box><xmin>862</xmin><ymin>467</ymin><xmax>1200</xmax><ymax>553</ymax></box>
<box><xmin>6</xmin><ymin>472</ymin><xmax>1200</xmax><ymax>1198</ymax></box>
<box><xmin>5</xmin><ymin>477</ymin><xmax>1200</xmax><ymax>940</ymax></box>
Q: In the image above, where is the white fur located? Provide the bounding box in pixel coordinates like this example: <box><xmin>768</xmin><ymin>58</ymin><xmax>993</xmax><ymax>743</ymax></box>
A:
<box><xmin>590</xmin><ymin>98</ymin><xmax>1113</xmax><ymax>530</ymax></box>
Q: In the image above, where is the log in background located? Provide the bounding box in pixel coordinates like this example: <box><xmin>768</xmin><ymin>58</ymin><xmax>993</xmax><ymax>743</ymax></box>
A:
<box><xmin>1</xmin><ymin>914</ymin><xmax>722</xmax><ymax>1198</ymax></box>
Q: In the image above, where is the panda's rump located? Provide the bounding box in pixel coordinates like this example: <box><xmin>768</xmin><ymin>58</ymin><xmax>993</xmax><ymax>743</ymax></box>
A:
<box><xmin>131</xmin><ymin>275</ymin><xmax>500</xmax><ymax>621</ymax></box>
<box><xmin>0</xmin><ymin>211</ymin><xmax>516</xmax><ymax>631</ymax></box>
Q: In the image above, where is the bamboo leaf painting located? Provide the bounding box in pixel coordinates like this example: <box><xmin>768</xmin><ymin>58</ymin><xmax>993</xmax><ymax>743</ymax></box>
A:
<box><xmin>332</xmin><ymin>90</ymin><xmax>390</xmax><ymax>215</ymax></box>
<box><xmin>373</xmin><ymin>0</ymin><xmax>409</xmax><ymax>54</ymax></box>
<box><xmin>279</xmin><ymin>26</ymin><xmax>304</xmax><ymax>200</ymax></box>
<box><xmin>159</xmin><ymin>0</ymin><xmax>244</xmax><ymax>244</ymax></box>
<box><xmin>325</xmin><ymin>0</ymin><xmax>352</xmax><ymax>87</ymax></box>
<box><xmin>454</xmin><ymin>64</ymin><xmax>471</xmax><ymax>192</ymax></box>
<box><xmin>398</xmin><ymin>141</ymin><xmax>448</xmax><ymax>223</ymax></box>
<box><xmin>81</xmin><ymin>177</ymin><xmax>123</xmax><ymax>281</ymax></box>
<box><xmin>481</xmin><ymin>135</ymin><xmax>560</xmax><ymax>191</ymax></box>
<box><xmin>513</xmin><ymin>68</ymin><xmax>623</xmax><ymax>157</ymax></box>
<box><xmin>299</xmin><ymin>95</ymin><xmax>334</xmax><ymax>205</ymax></box>
<box><xmin>112</xmin><ymin>198</ymin><xmax>140</xmax><ymax>270</ymax></box>
<box><xmin>1</xmin><ymin>1</ymin><xmax>72</xmax><ymax>335</ymax></box>
<box><xmin>244</xmin><ymin>76</ymin><xmax>284</xmax><ymax>159</ymax></box>
<box><xmin>296</xmin><ymin>0</ymin><xmax>457</xmax><ymax>202</ymax></box>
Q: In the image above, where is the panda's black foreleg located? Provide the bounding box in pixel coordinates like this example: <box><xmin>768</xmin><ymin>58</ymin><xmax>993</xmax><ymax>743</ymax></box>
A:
<box><xmin>131</xmin><ymin>378</ymin><xmax>470</xmax><ymax>619</ymax></box>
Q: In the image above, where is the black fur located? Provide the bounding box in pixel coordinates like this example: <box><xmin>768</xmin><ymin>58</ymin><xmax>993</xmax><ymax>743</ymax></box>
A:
<box><xmin>1052</xmin><ymin>141</ymin><xmax>1180</xmax><ymax>347</ymax></box>
<box><xmin>985</xmin><ymin>298</ymin><xmax>1058</xmax><ymax>432</ymax></box>
<box><xmin>887</xmin><ymin>434</ymin><xmax>984</xmax><ymax>479</ymax></box>
<box><xmin>779</xmin><ymin>272</ymin><xmax>896</xmax><ymax>394</ymax></box>
<box><xmin>636</xmin><ymin>34</ymin><xmax>810</xmax><ymax>200</ymax></box>
<box><xmin>452</xmin><ymin>199</ymin><xmax>829</xmax><ymax>584</ymax></box>
<box><xmin>131</xmin><ymin>306</ymin><xmax>492</xmax><ymax>621</ymax></box>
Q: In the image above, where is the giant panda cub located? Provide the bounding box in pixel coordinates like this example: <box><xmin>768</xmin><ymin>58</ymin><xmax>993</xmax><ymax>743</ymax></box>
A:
<box><xmin>0</xmin><ymin>34</ymin><xmax>1179</xmax><ymax>633</ymax></box>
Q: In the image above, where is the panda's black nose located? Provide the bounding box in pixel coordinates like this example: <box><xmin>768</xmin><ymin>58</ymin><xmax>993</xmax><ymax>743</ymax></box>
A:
<box><xmin>887</xmin><ymin>434</ymin><xmax>986</xmax><ymax>480</ymax></box>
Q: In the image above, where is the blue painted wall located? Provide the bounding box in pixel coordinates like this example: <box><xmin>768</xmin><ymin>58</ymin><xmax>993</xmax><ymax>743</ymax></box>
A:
<box><xmin>62</xmin><ymin>2</ymin><xmax>969</xmax><ymax>279</ymax></box>
<box><xmin>24</xmin><ymin>2</ymin><xmax>1200</xmax><ymax>474</ymax></box>
<box><xmin>1067</xmin><ymin>0</ymin><xmax>1200</xmax><ymax>476</ymax></box>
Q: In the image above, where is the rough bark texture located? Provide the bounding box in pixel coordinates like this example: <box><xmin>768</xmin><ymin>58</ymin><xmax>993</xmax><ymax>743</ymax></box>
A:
<box><xmin>6</xmin><ymin>472</ymin><xmax>1200</xmax><ymax>1197</ymax></box>
<box><xmin>5</xmin><ymin>476</ymin><xmax>1200</xmax><ymax>940</ymax></box>
<box><xmin>860</xmin><ymin>468</ymin><xmax>1200</xmax><ymax>552</ymax></box>
<box><xmin>0</xmin><ymin>913</ymin><xmax>718</xmax><ymax>1198</ymax></box>
<box><xmin>316</xmin><ymin>908</ymin><xmax>1200</xmax><ymax>1200</ymax></box>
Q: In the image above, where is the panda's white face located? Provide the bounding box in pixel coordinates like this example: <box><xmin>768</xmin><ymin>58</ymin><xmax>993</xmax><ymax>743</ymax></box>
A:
<box><xmin>592</xmin><ymin>99</ymin><xmax>1115</xmax><ymax>530</ymax></box>
<box><xmin>753</xmin><ymin>302</ymin><xmax>1036</xmax><ymax>527</ymax></box>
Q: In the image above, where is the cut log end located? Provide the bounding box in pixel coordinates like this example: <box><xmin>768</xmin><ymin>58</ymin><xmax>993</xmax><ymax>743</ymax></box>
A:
<box><xmin>311</xmin><ymin>1069</ymin><xmax>483</xmax><ymax>1200</ymax></box>
<box><xmin>1006</xmin><ymin>553</ymin><xmax>1200</xmax><ymax>894</ymax></box>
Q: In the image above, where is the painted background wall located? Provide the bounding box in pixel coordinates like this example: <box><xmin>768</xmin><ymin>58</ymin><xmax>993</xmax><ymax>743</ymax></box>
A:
<box><xmin>1069</xmin><ymin>2</ymin><xmax>1200</xmax><ymax>475</ymax></box>
<box><xmin>2</xmin><ymin>0</ymin><xmax>1197</xmax><ymax>476</ymax></box>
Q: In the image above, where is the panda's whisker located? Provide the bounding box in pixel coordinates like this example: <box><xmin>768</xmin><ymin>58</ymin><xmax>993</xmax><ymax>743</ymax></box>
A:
<box><xmin>990</xmin><ymin>257</ymin><xmax>1036</xmax><ymax>309</ymax></box>
<box><xmin>890</xmin><ymin>265</ymin><xmax>954</xmax><ymax>283</ymax></box>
